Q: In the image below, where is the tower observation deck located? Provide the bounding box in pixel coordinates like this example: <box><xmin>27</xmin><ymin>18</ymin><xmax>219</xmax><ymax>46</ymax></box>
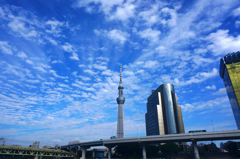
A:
<box><xmin>116</xmin><ymin>65</ymin><xmax>125</xmax><ymax>138</ymax></box>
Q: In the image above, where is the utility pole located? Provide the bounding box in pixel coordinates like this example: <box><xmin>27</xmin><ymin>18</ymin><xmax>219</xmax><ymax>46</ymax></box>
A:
<box><xmin>211</xmin><ymin>120</ymin><xmax>215</xmax><ymax>131</ymax></box>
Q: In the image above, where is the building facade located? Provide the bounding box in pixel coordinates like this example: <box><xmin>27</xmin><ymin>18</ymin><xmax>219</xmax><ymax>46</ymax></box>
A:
<box><xmin>219</xmin><ymin>51</ymin><xmax>240</xmax><ymax>129</ymax></box>
<box><xmin>116</xmin><ymin>65</ymin><xmax>125</xmax><ymax>138</ymax></box>
<box><xmin>145</xmin><ymin>83</ymin><xmax>185</xmax><ymax>136</ymax></box>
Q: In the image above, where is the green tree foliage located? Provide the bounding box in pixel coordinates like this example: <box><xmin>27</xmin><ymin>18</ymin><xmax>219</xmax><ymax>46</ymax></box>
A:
<box><xmin>158</xmin><ymin>143</ymin><xmax>181</xmax><ymax>157</ymax></box>
<box><xmin>86</xmin><ymin>150</ymin><xmax>92</xmax><ymax>157</ymax></box>
<box><xmin>226</xmin><ymin>141</ymin><xmax>240</xmax><ymax>158</ymax></box>
<box><xmin>114</xmin><ymin>143</ymin><xmax>181</xmax><ymax>158</ymax></box>
<box><xmin>114</xmin><ymin>143</ymin><xmax>142</xmax><ymax>158</ymax></box>
<box><xmin>146</xmin><ymin>145</ymin><xmax>159</xmax><ymax>157</ymax></box>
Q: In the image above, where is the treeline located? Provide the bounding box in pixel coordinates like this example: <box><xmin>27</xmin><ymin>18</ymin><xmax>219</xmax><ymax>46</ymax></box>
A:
<box><xmin>112</xmin><ymin>143</ymin><xmax>181</xmax><ymax>158</ymax></box>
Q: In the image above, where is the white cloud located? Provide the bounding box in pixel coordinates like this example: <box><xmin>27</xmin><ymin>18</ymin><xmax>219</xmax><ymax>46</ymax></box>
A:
<box><xmin>160</xmin><ymin>7</ymin><xmax>178</xmax><ymax>27</ymax></box>
<box><xmin>192</xmin><ymin>56</ymin><xmax>214</xmax><ymax>65</ymax></box>
<box><xmin>181</xmin><ymin>103</ymin><xmax>194</xmax><ymax>112</ymax></box>
<box><xmin>96</xmin><ymin>56</ymin><xmax>109</xmax><ymax>62</ymax></box>
<box><xmin>93</xmin><ymin>64</ymin><xmax>107</xmax><ymax>70</ymax></box>
<box><xmin>83</xmin><ymin>69</ymin><xmax>96</xmax><ymax>75</ymax></box>
<box><xmin>79</xmin><ymin>76</ymin><xmax>91</xmax><ymax>81</ymax></box>
<box><xmin>232</xmin><ymin>7</ymin><xmax>240</xmax><ymax>17</ymax></box>
<box><xmin>236</xmin><ymin>21</ymin><xmax>240</xmax><ymax>28</ymax></box>
<box><xmin>72</xmin><ymin>71</ymin><xmax>77</xmax><ymax>77</ymax></box>
<box><xmin>26</xmin><ymin>79</ymin><xmax>40</xmax><ymax>83</ymax></box>
<box><xmin>0</xmin><ymin>41</ymin><xmax>13</xmax><ymax>55</ymax></box>
<box><xmin>45</xmin><ymin>20</ymin><xmax>63</xmax><ymax>36</ymax></box>
<box><xmin>139</xmin><ymin>5</ymin><xmax>159</xmax><ymax>26</ymax></box>
<box><xmin>62</xmin><ymin>43</ymin><xmax>74</xmax><ymax>52</ymax></box>
<box><xmin>58</xmin><ymin>83</ymin><xmax>69</xmax><ymax>88</ymax></box>
<box><xmin>70</xmin><ymin>52</ymin><xmax>79</xmax><ymax>60</ymax></box>
<box><xmin>45</xmin><ymin>37</ymin><xmax>57</xmax><ymax>45</ymax></box>
<box><xmin>79</xmin><ymin>64</ymin><xmax>86</xmax><ymax>68</ymax></box>
<box><xmin>219</xmin><ymin>108</ymin><xmax>232</xmax><ymax>113</ymax></box>
<box><xmin>52</xmin><ymin>60</ymin><xmax>62</xmax><ymax>64</ymax></box>
<box><xmin>194</xmin><ymin>48</ymin><xmax>208</xmax><ymax>54</ymax></box>
<box><xmin>71</xmin><ymin>94</ymin><xmax>81</xmax><ymax>98</ymax></box>
<box><xmin>138</xmin><ymin>28</ymin><xmax>161</xmax><ymax>43</ymax></box>
<box><xmin>143</xmin><ymin>60</ymin><xmax>159</xmax><ymax>68</ymax></box>
<box><xmin>109</xmin><ymin>0</ymin><xmax>135</xmax><ymax>21</ymax></box>
<box><xmin>182</xmin><ymin>96</ymin><xmax>229</xmax><ymax>112</ymax></box>
<box><xmin>102</xmin><ymin>69</ymin><xmax>112</xmax><ymax>76</ymax></box>
<box><xmin>17</xmin><ymin>51</ymin><xmax>27</xmax><ymax>59</ymax></box>
<box><xmin>156</xmin><ymin>46</ymin><xmax>166</xmax><ymax>51</ymax></box>
<box><xmin>205</xmin><ymin>30</ymin><xmax>240</xmax><ymax>56</ymax></box>
<box><xmin>74</xmin><ymin>0</ymin><xmax>124</xmax><ymax>15</ymax></box>
<box><xmin>7</xmin><ymin>16</ymin><xmax>38</xmax><ymax>39</ymax></box>
<box><xmin>213</xmin><ymin>88</ymin><xmax>227</xmax><ymax>96</ymax></box>
<box><xmin>34</xmin><ymin>67</ymin><xmax>47</xmax><ymax>72</ymax></box>
<box><xmin>44</xmin><ymin>82</ymin><xmax>54</xmax><ymax>86</ymax></box>
<box><xmin>201</xmin><ymin>85</ymin><xmax>216</xmax><ymax>91</ymax></box>
<box><xmin>50</xmin><ymin>70</ymin><xmax>68</xmax><ymax>79</ymax></box>
<box><xmin>107</xmin><ymin>29</ymin><xmax>129</xmax><ymax>44</ymax></box>
<box><xmin>26</xmin><ymin>60</ymin><xmax>33</xmax><ymax>65</ymax></box>
<box><xmin>162</xmin><ymin>68</ymin><xmax>218</xmax><ymax>86</ymax></box>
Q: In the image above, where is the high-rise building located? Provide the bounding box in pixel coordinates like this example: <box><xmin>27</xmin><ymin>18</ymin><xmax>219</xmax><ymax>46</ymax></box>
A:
<box><xmin>145</xmin><ymin>83</ymin><xmax>185</xmax><ymax>136</ymax></box>
<box><xmin>219</xmin><ymin>51</ymin><xmax>240</xmax><ymax>129</ymax></box>
<box><xmin>116</xmin><ymin>65</ymin><xmax>125</xmax><ymax>138</ymax></box>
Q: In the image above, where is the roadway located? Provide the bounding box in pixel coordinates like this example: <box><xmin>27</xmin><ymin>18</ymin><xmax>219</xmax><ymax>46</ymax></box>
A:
<box><xmin>61</xmin><ymin>130</ymin><xmax>240</xmax><ymax>159</ymax></box>
<box><xmin>62</xmin><ymin>130</ymin><xmax>240</xmax><ymax>148</ymax></box>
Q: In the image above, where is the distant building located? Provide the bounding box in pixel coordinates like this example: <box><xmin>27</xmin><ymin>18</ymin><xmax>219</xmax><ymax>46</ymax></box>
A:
<box><xmin>219</xmin><ymin>51</ymin><xmax>240</xmax><ymax>129</ymax></box>
<box><xmin>43</xmin><ymin>145</ymin><xmax>52</xmax><ymax>149</ymax></box>
<box><xmin>110</xmin><ymin>136</ymin><xmax>116</xmax><ymax>139</ymax></box>
<box><xmin>220</xmin><ymin>142</ymin><xmax>226</xmax><ymax>150</ymax></box>
<box><xmin>145</xmin><ymin>83</ymin><xmax>185</xmax><ymax>136</ymax></box>
<box><xmin>32</xmin><ymin>141</ymin><xmax>40</xmax><ymax>148</ymax></box>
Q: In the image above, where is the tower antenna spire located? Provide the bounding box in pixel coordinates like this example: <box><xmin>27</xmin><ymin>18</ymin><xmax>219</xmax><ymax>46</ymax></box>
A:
<box><xmin>116</xmin><ymin>65</ymin><xmax>125</xmax><ymax>138</ymax></box>
<box><xmin>120</xmin><ymin>65</ymin><xmax>122</xmax><ymax>83</ymax></box>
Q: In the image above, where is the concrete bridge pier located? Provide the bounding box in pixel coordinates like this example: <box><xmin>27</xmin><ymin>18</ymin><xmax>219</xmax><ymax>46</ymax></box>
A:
<box><xmin>108</xmin><ymin>147</ymin><xmax>112</xmax><ymax>159</ymax></box>
<box><xmin>105</xmin><ymin>144</ymin><xmax>115</xmax><ymax>159</ymax></box>
<box><xmin>81</xmin><ymin>146</ymin><xmax>89</xmax><ymax>159</ymax></box>
<box><xmin>141</xmin><ymin>144</ymin><xmax>147</xmax><ymax>159</ymax></box>
<box><xmin>192</xmin><ymin>140</ymin><xmax>200</xmax><ymax>159</ymax></box>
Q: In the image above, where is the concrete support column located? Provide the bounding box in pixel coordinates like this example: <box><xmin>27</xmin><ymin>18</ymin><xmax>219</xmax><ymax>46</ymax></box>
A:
<box><xmin>192</xmin><ymin>141</ymin><xmax>200</xmax><ymax>159</ymax></box>
<box><xmin>142</xmin><ymin>145</ymin><xmax>146</xmax><ymax>159</ymax></box>
<box><xmin>34</xmin><ymin>156</ymin><xmax>38</xmax><ymax>159</ymax></box>
<box><xmin>105</xmin><ymin>144</ymin><xmax>115</xmax><ymax>159</ymax></box>
<box><xmin>108</xmin><ymin>147</ymin><xmax>111</xmax><ymax>159</ymax></box>
<box><xmin>81</xmin><ymin>147</ymin><xmax>87</xmax><ymax>159</ymax></box>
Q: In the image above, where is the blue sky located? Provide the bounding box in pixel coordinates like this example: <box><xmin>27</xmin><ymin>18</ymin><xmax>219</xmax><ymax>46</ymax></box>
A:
<box><xmin>0</xmin><ymin>0</ymin><xmax>240</xmax><ymax>147</ymax></box>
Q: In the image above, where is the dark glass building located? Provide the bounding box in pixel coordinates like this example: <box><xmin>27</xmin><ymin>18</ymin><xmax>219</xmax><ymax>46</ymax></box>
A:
<box><xmin>145</xmin><ymin>83</ymin><xmax>185</xmax><ymax>136</ymax></box>
<box><xmin>219</xmin><ymin>51</ymin><xmax>240</xmax><ymax>129</ymax></box>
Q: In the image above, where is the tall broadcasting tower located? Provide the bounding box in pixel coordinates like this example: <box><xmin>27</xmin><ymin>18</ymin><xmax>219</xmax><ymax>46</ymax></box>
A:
<box><xmin>116</xmin><ymin>65</ymin><xmax>125</xmax><ymax>138</ymax></box>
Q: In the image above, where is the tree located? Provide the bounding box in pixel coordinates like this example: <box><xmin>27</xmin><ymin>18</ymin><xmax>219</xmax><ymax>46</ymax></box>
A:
<box><xmin>146</xmin><ymin>145</ymin><xmax>159</xmax><ymax>157</ymax></box>
<box><xmin>158</xmin><ymin>143</ymin><xmax>181</xmax><ymax>157</ymax></box>
<box><xmin>114</xmin><ymin>143</ymin><xmax>142</xmax><ymax>158</ymax></box>
<box><xmin>226</xmin><ymin>141</ymin><xmax>240</xmax><ymax>157</ymax></box>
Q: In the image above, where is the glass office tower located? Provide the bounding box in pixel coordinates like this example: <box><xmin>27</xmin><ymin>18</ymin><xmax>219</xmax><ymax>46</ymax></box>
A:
<box><xmin>145</xmin><ymin>83</ymin><xmax>185</xmax><ymax>136</ymax></box>
<box><xmin>219</xmin><ymin>51</ymin><xmax>240</xmax><ymax>129</ymax></box>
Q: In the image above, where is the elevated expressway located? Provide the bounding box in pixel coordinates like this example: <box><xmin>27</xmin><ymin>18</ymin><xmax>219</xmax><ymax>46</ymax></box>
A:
<box><xmin>61</xmin><ymin>130</ymin><xmax>240</xmax><ymax>159</ymax></box>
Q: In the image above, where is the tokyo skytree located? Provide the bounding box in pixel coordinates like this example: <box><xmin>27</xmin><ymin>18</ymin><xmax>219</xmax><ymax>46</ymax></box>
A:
<box><xmin>116</xmin><ymin>65</ymin><xmax>125</xmax><ymax>138</ymax></box>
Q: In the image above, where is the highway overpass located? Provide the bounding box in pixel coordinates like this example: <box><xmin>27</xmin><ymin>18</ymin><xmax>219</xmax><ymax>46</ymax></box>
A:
<box><xmin>61</xmin><ymin>130</ymin><xmax>240</xmax><ymax>159</ymax></box>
